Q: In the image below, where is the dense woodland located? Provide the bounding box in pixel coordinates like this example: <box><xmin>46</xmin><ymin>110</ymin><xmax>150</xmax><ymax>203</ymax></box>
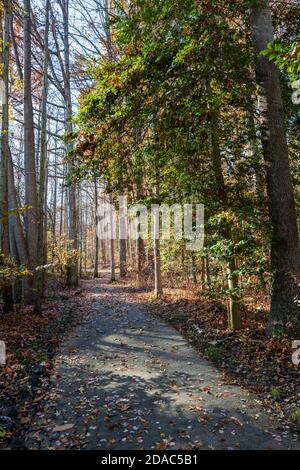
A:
<box><xmin>1</xmin><ymin>0</ymin><xmax>299</xmax><ymax>335</ymax></box>
<box><xmin>0</xmin><ymin>0</ymin><xmax>300</xmax><ymax>452</ymax></box>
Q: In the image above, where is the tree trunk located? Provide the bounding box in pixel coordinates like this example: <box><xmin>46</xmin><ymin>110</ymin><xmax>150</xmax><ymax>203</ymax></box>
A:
<box><xmin>209</xmin><ymin>107</ymin><xmax>242</xmax><ymax>330</ymax></box>
<box><xmin>153</xmin><ymin>174</ymin><xmax>163</xmax><ymax>298</ymax></box>
<box><xmin>60</xmin><ymin>0</ymin><xmax>78</xmax><ymax>287</ymax></box>
<box><xmin>191</xmin><ymin>254</ymin><xmax>198</xmax><ymax>285</ymax></box>
<box><xmin>7</xmin><ymin>149</ymin><xmax>30</xmax><ymax>302</ymax></box>
<box><xmin>136</xmin><ymin>178</ymin><xmax>145</xmax><ymax>287</ymax></box>
<box><xmin>119</xmin><ymin>193</ymin><xmax>127</xmax><ymax>278</ymax></box>
<box><xmin>109</xmin><ymin>193</ymin><xmax>116</xmax><ymax>281</ymax></box>
<box><xmin>23</xmin><ymin>0</ymin><xmax>39</xmax><ymax>305</ymax></box>
<box><xmin>35</xmin><ymin>0</ymin><xmax>50</xmax><ymax>313</ymax></box>
<box><xmin>94</xmin><ymin>180</ymin><xmax>100</xmax><ymax>278</ymax></box>
<box><xmin>250</xmin><ymin>1</ymin><xmax>300</xmax><ymax>336</ymax></box>
<box><xmin>119</xmin><ymin>238</ymin><xmax>127</xmax><ymax>278</ymax></box>
<box><xmin>205</xmin><ymin>254</ymin><xmax>211</xmax><ymax>289</ymax></box>
<box><xmin>153</xmin><ymin>208</ymin><xmax>163</xmax><ymax>298</ymax></box>
<box><xmin>52</xmin><ymin>136</ymin><xmax>58</xmax><ymax>245</ymax></box>
<box><xmin>9</xmin><ymin>228</ymin><xmax>22</xmax><ymax>304</ymax></box>
<box><xmin>0</xmin><ymin>2</ymin><xmax>13</xmax><ymax>312</ymax></box>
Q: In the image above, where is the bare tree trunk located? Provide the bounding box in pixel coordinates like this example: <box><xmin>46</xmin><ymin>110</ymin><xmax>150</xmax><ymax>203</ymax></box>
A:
<box><xmin>127</xmin><ymin>220</ymin><xmax>133</xmax><ymax>268</ymax></box>
<box><xmin>60</xmin><ymin>0</ymin><xmax>79</xmax><ymax>287</ymax></box>
<box><xmin>109</xmin><ymin>193</ymin><xmax>116</xmax><ymax>281</ymax></box>
<box><xmin>205</xmin><ymin>254</ymin><xmax>211</xmax><ymax>289</ymax></box>
<box><xmin>23</xmin><ymin>0</ymin><xmax>39</xmax><ymax>305</ymax></box>
<box><xmin>94</xmin><ymin>180</ymin><xmax>100</xmax><ymax>278</ymax></box>
<box><xmin>101</xmin><ymin>239</ymin><xmax>106</xmax><ymax>267</ymax></box>
<box><xmin>0</xmin><ymin>2</ymin><xmax>13</xmax><ymax>312</ymax></box>
<box><xmin>79</xmin><ymin>187</ymin><xmax>83</xmax><ymax>277</ymax></box>
<box><xmin>153</xmin><ymin>211</ymin><xmax>162</xmax><ymax>298</ymax></box>
<box><xmin>35</xmin><ymin>0</ymin><xmax>50</xmax><ymax>313</ymax></box>
<box><xmin>119</xmin><ymin>237</ymin><xmax>127</xmax><ymax>278</ymax></box>
<box><xmin>136</xmin><ymin>177</ymin><xmax>145</xmax><ymax>286</ymax></box>
<box><xmin>191</xmin><ymin>254</ymin><xmax>198</xmax><ymax>285</ymax></box>
<box><xmin>52</xmin><ymin>133</ymin><xmax>58</xmax><ymax>246</ymax></box>
<box><xmin>59</xmin><ymin>170</ymin><xmax>65</xmax><ymax>238</ymax></box>
<box><xmin>84</xmin><ymin>196</ymin><xmax>88</xmax><ymax>274</ymax></box>
<box><xmin>250</xmin><ymin>1</ymin><xmax>300</xmax><ymax>336</ymax></box>
<box><xmin>199</xmin><ymin>256</ymin><xmax>205</xmax><ymax>290</ymax></box>
<box><xmin>119</xmin><ymin>193</ymin><xmax>127</xmax><ymax>278</ymax></box>
<box><xmin>7</xmin><ymin>149</ymin><xmax>30</xmax><ymax>301</ymax></box>
<box><xmin>9</xmin><ymin>228</ymin><xmax>22</xmax><ymax>303</ymax></box>
<box><xmin>153</xmin><ymin>175</ymin><xmax>163</xmax><ymax>298</ymax></box>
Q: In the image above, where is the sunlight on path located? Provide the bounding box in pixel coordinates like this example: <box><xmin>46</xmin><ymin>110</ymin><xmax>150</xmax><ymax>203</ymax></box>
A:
<box><xmin>25</xmin><ymin>277</ymin><xmax>300</xmax><ymax>450</ymax></box>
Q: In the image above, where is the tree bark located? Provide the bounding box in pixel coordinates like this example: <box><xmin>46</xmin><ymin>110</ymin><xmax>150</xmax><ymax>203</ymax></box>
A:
<box><xmin>23</xmin><ymin>0</ymin><xmax>39</xmax><ymax>305</ymax></box>
<box><xmin>135</xmin><ymin>177</ymin><xmax>145</xmax><ymax>287</ymax></box>
<box><xmin>35</xmin><ymin>0</ymin><xmax>50</xmax><ymax>313</ymax></box>
<box><xmin>7</xmin><ymin>149</ymin><xmax>30</xmax><ymax>301</ymax></box>
<box><xmin>94</xmin><ymin>180</ymin><xmax>100</xmax><ymax>278</ymax></box>
<box><xmin>191</xmin><ymin>254</ymin><xmax>198</xmax><ymax>285</ymax></box>
<box><xmin>250</xmin><ymin>1</ymin><xmax>300</xmax><ymax>336</ymax></box>
<box><xmin>153</xmin><ymin>175</ymin><xmax>163</xmax><ymax>298</ymax></box>
<box><xmin>0</xmin><ymin>2</ymin><xmax>13</xmax><ymax>312</ymax></box>
<box><xmin>119</xmin><ymin>193</ymin><xmax>127</xmax><ymax>278</ymax></box>
<box><xmin>153</xmin><ymin>214</ymin><xmax>162</xmax><ymax>298</ymax></box>
<box><xmin>59</xmin><ymin>0</ymin><xmax>79</xmax><ymax>287</ymax></box>
<box><xmin>109</xmin><ymin>193</ymin><xmax>116</xmax><ymax>281</ymax></box>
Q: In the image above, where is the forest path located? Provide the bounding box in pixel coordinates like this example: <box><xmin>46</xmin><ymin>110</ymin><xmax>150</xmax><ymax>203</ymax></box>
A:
<box><xmin>25</xmin><ymin>275</ymin><xmax>299</xmax><ymax>450</ymax></box>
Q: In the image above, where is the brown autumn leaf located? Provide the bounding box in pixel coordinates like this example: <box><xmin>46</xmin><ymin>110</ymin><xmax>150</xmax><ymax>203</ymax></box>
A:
<box><xmin>155</xmin><ymin>441</ymin><xmax>167</xmax><ymax>450</ymax></box>
<box><xmin>230</xmin><ymin>416</ymin><xmax>243</xmax><ymax>426</ymax></box>
<box><xmin>192</xmin><ymin>396</ymin><xmax>203</xmax><ymax>401</ymax></box>
<box><xmin>20</xmin><ymin>417</ymin><xmax>31</xmax><ymax>424</ymax></box>
<box><xmin>53</xmin><ymin>423</ymin><xmax>75</xmax><ymax>432</ymax></box>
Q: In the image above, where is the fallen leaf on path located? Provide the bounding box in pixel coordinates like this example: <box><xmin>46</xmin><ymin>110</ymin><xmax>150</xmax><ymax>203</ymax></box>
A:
<box><xmin>156</xmin><ymin>441</ymin><xmax>167</xmax><ymax>450</ymax></box>
<box><xmin>230</xmin><ymin>416</ymin><xmax>243</xmax><ymax>426</ymax></box>
<box><xmin>53</xmin><ymin>423</ymin><xmax>75</xmax><ymax>432</ymax></box>
<box><xmin>20</xmin><ymin>417</ymin><xmax>31</xmax><ymax>424</ymax></box>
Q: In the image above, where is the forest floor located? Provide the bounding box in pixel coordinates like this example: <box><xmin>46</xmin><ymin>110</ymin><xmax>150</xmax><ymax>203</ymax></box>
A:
<box><xmin>1</xmin><ymin>273</ymin><xmax>298</xmax><ymax>450</ymax></box>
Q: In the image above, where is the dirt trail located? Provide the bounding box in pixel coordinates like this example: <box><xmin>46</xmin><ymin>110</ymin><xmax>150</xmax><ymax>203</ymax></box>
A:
<box><xmin>25</xmin><ymin>276</ymin><xmax>299</xmax><ymax>450</ymax></box>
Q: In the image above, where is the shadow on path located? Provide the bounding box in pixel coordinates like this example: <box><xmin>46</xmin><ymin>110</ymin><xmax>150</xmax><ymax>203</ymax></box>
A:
<box><xmin>24</xmin><ymin>275</ymin><xmax>300</xmax><ymax>450</ymax></box>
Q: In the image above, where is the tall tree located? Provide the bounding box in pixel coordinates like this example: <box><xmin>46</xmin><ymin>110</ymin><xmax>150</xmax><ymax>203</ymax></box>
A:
<box><xmin>109</xmin><ymin>192</ymin><xmax>116</xmax><ymax>281</ymax></box>
<box><xmin>119</xmin><ymin>192</ymin><xmax>127</xmax><ymax>278</ymax></box>
<box><xmin>94</xmin><ymin>179</ymin><xmax>100</xmax><ymax>278</ymax></box>
<box><xmin>0</xmin><ymin>0</ymin><xmax>13</xmax><ymax>312</ymax></box>
<box><xmin>250</xmin><ymin>0</ymin><xmax>300</xmax><ymax>336</ymax></box>
<box><xmin>23</xmin><ymin>0</ymin><xmax>39</xmax><ymax>305</ymax></box>
<box><xmin>60</xmin><ymin>0</ymin><xmax>79</xmax><ymax>286</ymax></box>
<box><xmin>35</xmin><ymin>0</ymin><xmax>50</xmax><ymax>312</ymax></box>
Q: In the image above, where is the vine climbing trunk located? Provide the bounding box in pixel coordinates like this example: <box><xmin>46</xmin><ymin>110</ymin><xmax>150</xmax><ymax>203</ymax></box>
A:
<box><xmin>209</xmin><ymin>108</ymin><xmax>242</xmax><ymax>330</ymax></box>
